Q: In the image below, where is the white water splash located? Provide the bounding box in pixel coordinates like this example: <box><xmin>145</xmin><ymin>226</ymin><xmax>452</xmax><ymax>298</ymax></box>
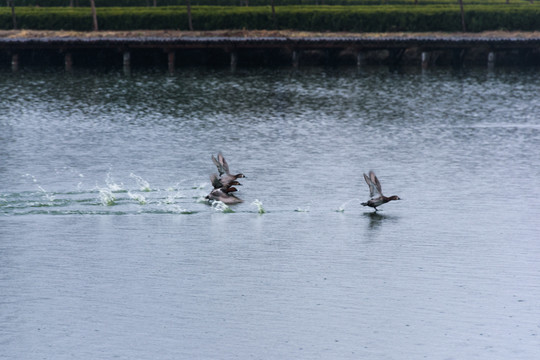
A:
<box><xmin>37</xmin><ymin>185</ymin><xmax>55</xmax><ymax>202</ymax></box>
<box><xmin>105</xmin><ymin>173</ymin><xmax>124</xmax><ymax>192</ymax></box>
<box><xmin>211</xmin><ymin>200</ymin><xmax>233</xmax><ymax>213</ymax></box>
<box><xmin>130</xmin><ymin>173</ymin><xmax>151</xmax><ymax>192</ymax></box>
<box><xmin>196</xmin><ymin>195</ymin><xmax>210</xmax><ymax>204</ymax></box>
<box><xmin>166</xmin><ymin>181</ymin><xmax>184</xmax><ymax>192</ymax></box>
<box><xmin>164</xmin><ymin>185</ymin><xmax>185</xmax><ymax>204</ymax></box>
<box><xmin>164</xmin><ymin>194</ymin><xmax>176</xmax><ymax>204</ymax></box>
<box><xmin>337</xmin><ymin>199</ymin><xmax>362</xmax><ymax>212</ymax></box>
<box><xmin>294</xmin><ymin>206</ymin><xmax>310</xmax><ymax>212</ymax></box>
<box><xmin>252</xmin><ymin>199</ymin><xmax>266</xmax><ymax>214</ymax></box>
<box><xmin>99</xmin><ymin>188</ymin><xmax>116</xmax><ymax>206</ymax></box>
<box><xmin>128</xmin><ymin>191</ymin><xmax>147</xmax><ymax>205</ymax></box>
<box><xmin>169</xmin><ymin>205</ymin><xmax>194</xmax><ymax>214</ymax></box>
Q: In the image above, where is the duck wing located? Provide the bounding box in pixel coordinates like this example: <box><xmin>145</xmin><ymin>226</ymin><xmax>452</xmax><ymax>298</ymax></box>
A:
<box><xmin>212</xmin><ymin>154</ymin><xmax>225</xmax><ymax>176</ymax></box>
<box><xmin>364</xmin><ymin>172</ymin><xmax>382</xmax><ymax>199</ymax></box>
<box><xmin>218</xmin><ymin>152</ymin><xmax>230</xmax><ymax>175</ymax></box>
<box><xmin>210</xmin><ymin>173</ymin><xmax>223</xmax><ymax>189</ymax></box>
<box><xmin>369</xmin><ymin>171</ymin><xmax>384</xmax><ymax>196</ymax></box>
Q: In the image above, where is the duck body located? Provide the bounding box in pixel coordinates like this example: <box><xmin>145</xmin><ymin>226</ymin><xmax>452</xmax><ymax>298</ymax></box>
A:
<box><xmin>206</xmin><ymin>188</ymin><xmax>243</xmax><ymax>205</ymax></box>
<box><xmin>361</xmin><ymin>171</ymin><xmax>400</xmax><ymax>211</ymax></box>
<box><xmin>362</xmin><ymin>195</ymin><xmax>400</xmax><ymax>210</ymax></box>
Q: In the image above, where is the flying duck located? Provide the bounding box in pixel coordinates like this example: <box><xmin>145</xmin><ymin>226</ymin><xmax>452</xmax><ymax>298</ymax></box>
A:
<box><xmin>361</xmin><ymin>171</ymin><xmax>400</xmax><ymax>211</ymax></box>
<box><xmin>205</xmin><ymin>187</ymin><xmax>243</xmax><ymax>204</ymax></box>
<box><xmin>211</xmin><ymin>152</ymin><xmax>246</xmax><ymax>188</ymax></box>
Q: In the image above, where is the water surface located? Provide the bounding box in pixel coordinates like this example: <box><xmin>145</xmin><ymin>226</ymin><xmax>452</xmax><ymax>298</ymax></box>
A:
<box><xmin>1</xmin><ymin>66</ymin><xmax>539</xmax><ymax>359</ymax></box>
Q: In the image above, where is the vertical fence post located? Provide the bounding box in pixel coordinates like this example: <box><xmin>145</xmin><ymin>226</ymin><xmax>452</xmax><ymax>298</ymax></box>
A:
<box><xmin>292</xmin><ymin>50</ymin><xmax>300</xmax><ymax>68</ymax></box>
<box><xmin>167</xmin><ymin>50</ymin><xmax>176</xmax><ymax>74</ymax></box>
<box><xmin>9</xmin><ymin>0</ymin><xmax>17</xmax><ymax>30</ymax></box>
<box><xmin>123</xmin><ymin>51</ymin><xmax>131</xmax><ymax>74</ymax></box>
<box><xmin>186</xmin><ymin>0</ymin><xmax>193</xmax><ymax>31</ymax></box>
<box><xmin>65</xmin><ymin>52</ymin><xmax>73</xmax><ymax>72</ymax></box>
<box><xmin>487</xmin><ymin>51</ymin><xmax>496</xmax><ymax>68</ymax></box>
<box><xmin>11</xmin><ymin>53</ymin><xmax>19</xmax><ymax>72</ymax></box>
<box><xmin>421</xmin><ymin>51</ymin><xmax>430</xmax><ymax>69</ymax></box>
<box><xmin>355</xmin><ymin>50</ymin><xmax>365</xmax><ymax>67</ymax></box>
<box><xmin>90</xmin><ymin>0</ymin><xmax>98</xmax><ymax>31</ymax></box>
<box><xmin>230</xmin><ymin>51</ymin><xmax>238</xmax><ymax>71</ymax></box>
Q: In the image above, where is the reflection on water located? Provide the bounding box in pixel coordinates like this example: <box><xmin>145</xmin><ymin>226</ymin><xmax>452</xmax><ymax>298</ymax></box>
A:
<box><xmin>363</xmin><ymin>211</ymin><xmax>399</xmax><ymax>232</ymax></box>
<box><xmin>1</xmin><ymin>66</ymin><xmax>540</xmax><ymax>360</ymax></box>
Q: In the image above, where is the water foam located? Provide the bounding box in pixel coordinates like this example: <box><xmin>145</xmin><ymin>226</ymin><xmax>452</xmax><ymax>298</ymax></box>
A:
<box><xmin>99</xmin><ymin>188</ymin><xmax>116</xmax><ymax>206</ymax></box>
<box><xmin>130</xmin><ymin>173</ymin><xmax>151</xmax><ymax>192</ymax></box>
<box><xmin>164</xmin><ymin>185</ymin><xmax>185</xmax><ymax>204</ymax></box>
<box><xmin>252</xmin><ymin>199</ymin><xmax>266</xmax><ymax>214</ymax></box>
<box><xmin>169</xmin><ymin>204</ymin><xmax>195</xmax><ymax>214</ymax></box>
<box><xmin>37</xmin><ymin>185</ymin><xmax>56</xmax><ymax>202</ymax></box>
<box><xmin>105</xmin><ymin>172</ymin><xmax>124</xmax><ymax>192</ymax></box>
<box><xmin>128</xmin><ymin>191</ymin><xmax>147</xmax><ymax>205</ymax></box>
<box><xmin>211</xmin><ymin>200</ymin><xmax>234</xmax><ymax>213</ymax></box>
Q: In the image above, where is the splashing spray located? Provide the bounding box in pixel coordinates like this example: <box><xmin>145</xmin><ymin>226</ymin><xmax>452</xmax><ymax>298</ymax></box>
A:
<box><xmin>336</xmin><ymin>199</ymin><xmax>362</xmax><ymax>212</ymax></box>
<box><xmin>99</xmin><ymin>188</ymin><xmax>116</xmax><ymax>206</ymax></box>
<box><xmin>252</xmin><ymin>199</ymin><xmax>266</xmax><ymax>214</ymax></box>
<box><xmin>128</xmin><ymin>191</ymin><xmax>147</xmax><ymax>205</ymax></box>
<box><xmin>37</xmin><ymin>185</ymin><xmax>55</xmax><ymax>202</ymax></box>
<box><xmin>105</xmin><ymin>172</ymin><xmax>124</xmax><ymax>192</ymax></box>
<box><xmin>130</xmin><ymin>173</ymin><xmax>151</xmax><ymax>192</ymax></box>
<box><xmin>211</xmin><ymin>200</ymin><xmax>234</xmax><ymax>213</ymax></box>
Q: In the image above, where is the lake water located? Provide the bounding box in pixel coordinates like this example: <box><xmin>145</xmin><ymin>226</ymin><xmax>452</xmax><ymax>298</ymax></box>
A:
<box><xmin>1</xmin><ymin>65</ymin><xmax>539</xmax><ymax>359</ymax></box>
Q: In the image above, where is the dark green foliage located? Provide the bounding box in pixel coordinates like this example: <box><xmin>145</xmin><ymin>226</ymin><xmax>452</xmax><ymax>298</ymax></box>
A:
<box><xmin>0</xmin><ymin>0</ymin><xmax>534</xmax><ymax>6</ymax></box>
<box><xmin>1</xmin><ymin>4</ymin><xmax>539</xmax><ymax>32</ymax></box>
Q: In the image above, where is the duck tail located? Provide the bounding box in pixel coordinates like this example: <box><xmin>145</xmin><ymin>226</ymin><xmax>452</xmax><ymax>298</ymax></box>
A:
<box><xmin>361</xmin><ymin>202</ymin><xmax>368</xmax><ymax>206</ymax></box>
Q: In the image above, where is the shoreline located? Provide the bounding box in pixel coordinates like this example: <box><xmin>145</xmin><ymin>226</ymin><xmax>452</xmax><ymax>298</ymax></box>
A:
<box><xmin>2</xmin><ymin>29</ymin><xmax>540</xmax><ymax>40</ymax></box>
<box><xmin>2</xmin><ymin>30</ymin><xmax>540</xmax><ymax>68</ymax></box>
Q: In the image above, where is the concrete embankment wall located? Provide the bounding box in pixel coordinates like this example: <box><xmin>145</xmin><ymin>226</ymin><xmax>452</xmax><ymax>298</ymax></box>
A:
<box><xmin>2</xmin><ymin>32</ymin><xmax>540</xmax><ymax>69</ymax></box>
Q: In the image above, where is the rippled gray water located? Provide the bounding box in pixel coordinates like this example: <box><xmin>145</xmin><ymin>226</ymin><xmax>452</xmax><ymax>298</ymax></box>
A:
<box><xmin>1</xmin><ymin>66</ymin><xmax>539</xmax><ymax>359</ymax></box>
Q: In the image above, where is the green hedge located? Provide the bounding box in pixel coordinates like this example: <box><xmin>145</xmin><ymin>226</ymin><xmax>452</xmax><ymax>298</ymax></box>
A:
<box><xmin>0</xmin><ymin>0</ymin><xmax>532</xmax><ymax>7</ymax></box>
<box><xmin>1</xmin><ymin>5</ymin><xmax>540</xmax><ymax>31</ymax></box>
